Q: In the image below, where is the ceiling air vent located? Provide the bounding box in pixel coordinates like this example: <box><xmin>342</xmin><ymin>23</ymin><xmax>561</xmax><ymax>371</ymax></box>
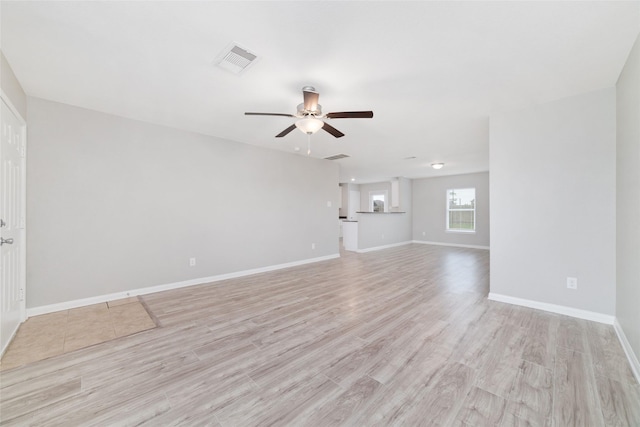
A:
<box><xmin>324</xmin><ymin>154</ymin><xmax>350</xmax><ymax>161</ymax></box>
<box><xmin>215</xmin><ymin>43</ymin><xmax>258</xmax><ymax>75</ymax></box>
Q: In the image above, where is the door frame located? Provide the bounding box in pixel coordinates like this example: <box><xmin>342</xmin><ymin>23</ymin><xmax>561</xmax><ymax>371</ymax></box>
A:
<box><xmin>1</xmin><ymin>89</ymin><xmax>27</xmax><ymax>349</ymax></box>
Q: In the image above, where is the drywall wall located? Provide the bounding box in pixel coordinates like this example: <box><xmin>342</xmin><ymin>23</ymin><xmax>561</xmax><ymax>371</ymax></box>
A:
<box><xmin>26</xmin><ymin>97</ymin><xmax>339</xmax><ymax>308</ymax></box>
<box><xmin>0</xmin><ymin>51</ymin><xmax>26</xmax><ymax>119</ymax></box>
<box><xmin>359</xmin><ymin>182</ymin><xmax>392</xmax><ymax>212</ymax></box>
<box><xmin>490</xmin><ymin>88</ymin><xmax>616</xmax><ymax>315</ymax></box>
<box><xmin>357</xmin><ymin>178</ymin><xmax>412</xmax><ymax>250</ymax></box>
<box><xmin>412</xmin><ymin>172</ymin><xmax>489</xmax><ymax>248</ymax></box>
<box><xmin>616</xmin><ymin>34</ymin><xmax>640</xmax><ymax>365</ymax></box>
<box><xmin>338</xmin><ymin>184</ymin><xmax>348</xmax><ymax>217</ymax></box>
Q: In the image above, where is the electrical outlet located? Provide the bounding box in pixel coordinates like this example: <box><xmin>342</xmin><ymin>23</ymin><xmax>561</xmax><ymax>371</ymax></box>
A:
<box><xmin>382</xmin><ymin>234</ymin><xmax>385</xmax><ymax>239</ymax></box>
<box><xmin>327</xmin><ymin>201</ymin><xmax>332</xmax><ymax>207</ymax></box>
<box><xmin>189</xmin><ymin>257</ymin><xmax>196</xmax><ymax>267</ymax></box>
<box><xmin>422</xmin><ymin>231</ymin><xmax>426</xmax><ymax>236</ymax></box>
<box><xmin>311</xmin><ymin>243</ymin><xmax>315</xmax><ymax>250</ymax></box>
<box><xmin>567</xmin><ymin>277</ymin><xmax>577</xmax><ymax>290</ymax></box>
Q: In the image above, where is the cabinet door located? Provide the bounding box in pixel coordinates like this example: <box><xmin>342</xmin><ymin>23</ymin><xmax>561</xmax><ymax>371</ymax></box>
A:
<box><xmin>391</xmin><ymin>180</ymin><xmax>400</xmax><ymax>208</ymax></box>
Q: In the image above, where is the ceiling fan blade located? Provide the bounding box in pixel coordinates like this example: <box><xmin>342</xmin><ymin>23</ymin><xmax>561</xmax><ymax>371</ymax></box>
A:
<box><xmin>303</xmin><ymin>88</ymin><xmax>320</xmax><ymax>112</ymax></box>
<box><xmin>245</xmin><ymin>112</ymin><xmax>296</xmax><ymax>117</ymax></box>
<box><xmin>276</xmin><ymin>124</ymin><xmax>297</xmax><ymax>138</ymax></box>
<box><xmin>322</xmin><ymin>122</ymin><xmax>345</xmax><ymax>138</ymax></box>
<box><xmin>326</xmin><ymin>111</ymin><xmax>374</xmax><ymax>119</ymax></box>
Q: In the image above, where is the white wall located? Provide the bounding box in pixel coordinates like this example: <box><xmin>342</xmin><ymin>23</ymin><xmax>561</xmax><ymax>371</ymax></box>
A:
<box><xmin>616</xmin><ymin>34</ymin><xmax>640</xmax><ymax>363</ymax></box>
<box><xmin>357</xmin><ymin>178</ymin><xmax>412</xmax><ymax>250</ymax></box>
<box><xmin>359</xmin><ymin>181</ymin><xmax>391</xmax><ymax>212</ymax></box>
<box><xmin>412</xmin><ymin>172</ymin><xmax>489</xmax><ymax>248</ymax></box>
<box><xmin>490</xmin><ymin>88</ymin><xmax>616</xmax><ymax>315</ymax></box>
<box><xmin>1</xmin><ymin>51</ymin><xmax>26</xmax><ymax>119</ymax></box>
<box><xmin>26</xmin><ymin>97</ymin><xmax>339</xmax><ymax>308</ymax></box>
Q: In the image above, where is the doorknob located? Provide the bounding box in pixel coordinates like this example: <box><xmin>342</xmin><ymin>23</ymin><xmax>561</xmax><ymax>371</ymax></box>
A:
<box><xmin>0</xmin><ymin>219</ymin><xmax>5</xmax><ymax>227</ymax></box>
<box><xmin>0</xmin><ymin>238</ymin><xmax>14</xmax><ymax>245</ymax></box>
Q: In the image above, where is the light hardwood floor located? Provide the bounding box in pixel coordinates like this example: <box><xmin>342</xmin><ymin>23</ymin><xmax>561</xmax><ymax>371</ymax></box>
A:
<box><xmin>1</xmin><ymin>244</ymin><xmax>638</xmax><ymax>426</ymax></box>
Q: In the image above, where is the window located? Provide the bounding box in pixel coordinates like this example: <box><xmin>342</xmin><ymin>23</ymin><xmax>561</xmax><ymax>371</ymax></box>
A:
<box><xmin>447</xmin><ymin>188</ymin><xmax>475</xmax><ymax>232</ymax></box>
<box><xmin>369</xmin><ymin>191</ymin><xmax>388</xmax><ymax>213</ymax></box>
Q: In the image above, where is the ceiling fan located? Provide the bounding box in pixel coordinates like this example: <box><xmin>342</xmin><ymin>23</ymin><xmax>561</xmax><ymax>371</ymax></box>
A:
<box><xmin>245</xmin><ymin>86</ymin><xmax>373</xmax><ymax>138</ymax></box>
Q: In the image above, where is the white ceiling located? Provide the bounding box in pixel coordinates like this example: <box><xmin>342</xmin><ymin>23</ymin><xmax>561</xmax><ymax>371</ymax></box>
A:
<box><xmin>2</xmin><ymin>1</ymin><xmax>639</xmax><ymax>183</ymax></box>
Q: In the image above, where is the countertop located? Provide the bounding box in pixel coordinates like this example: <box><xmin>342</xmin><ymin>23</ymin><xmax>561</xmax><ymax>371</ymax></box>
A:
<box><xmin>356</xmin><ymin>211</ymin><xmax>406</xmax><ymax>214</ymax></box>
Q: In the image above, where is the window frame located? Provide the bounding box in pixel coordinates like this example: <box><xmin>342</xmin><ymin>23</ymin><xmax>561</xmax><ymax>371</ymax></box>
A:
<box><xmin>446</xmin><ymin>188</ymin><xmax>476</xmax><ymax>233</ymax></box>
<box><xmin>369</xmin><ymin>190</ymin><xmax>388</xmax><ymax>213</ymax></box>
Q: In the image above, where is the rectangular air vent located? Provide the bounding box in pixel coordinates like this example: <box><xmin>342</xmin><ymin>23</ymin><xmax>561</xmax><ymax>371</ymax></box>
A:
<box><xmin>215</xmin><ymin>44</ymin><xmax>258</xmax><ymax>75</ymax></box>
<box><xmin>324</xmin><ymin>154</ymin><xmax>350</xmax><ymax>161</ymax></box>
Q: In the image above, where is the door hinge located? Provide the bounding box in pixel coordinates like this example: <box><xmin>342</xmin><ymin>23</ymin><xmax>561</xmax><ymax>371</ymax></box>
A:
<box><xmin>19</xmin><ymin>288</ymin><xmax>25</xmax><ymax>301</ymax></box>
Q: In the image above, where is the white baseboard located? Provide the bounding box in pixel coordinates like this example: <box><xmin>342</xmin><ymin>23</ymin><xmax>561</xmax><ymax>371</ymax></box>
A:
<box><xmin>488</xmin><ymin>293</ymin><xmax>640</xmax><ymax>383</ymax></box>
<box><xmin>356</xmin><ymin>241</ymin><xmax>413</xmax><ymax>253</ymax></box>
<box><xmin>26</xmin><ymin>253</ymin><xmax>340</xmax><ymax>318</ymax></box>
<box><xmin>613</xmin><ymin>318</ymin><xmax>640</xmax><ymax>384</ymax></box>
<box><xmin>487</xmin><ymin>293</ymin><xmax>615</xmax><ymax>325</ymax></box>
<box><xmin>412</xmin><ymin>240</ymin><xmax>490</xmax><ymax>250</ymax></box>
<box><xmin>1</xmin><ymin>322</ymin><xmax>21</xmax><ymax>359</ymax></box>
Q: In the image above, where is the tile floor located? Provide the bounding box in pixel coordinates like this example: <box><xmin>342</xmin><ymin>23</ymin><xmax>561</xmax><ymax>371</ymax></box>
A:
<box><xmin>0</xmin><ymin>297</ymin><xmax>156</xmax><ymax>371</ymax></box>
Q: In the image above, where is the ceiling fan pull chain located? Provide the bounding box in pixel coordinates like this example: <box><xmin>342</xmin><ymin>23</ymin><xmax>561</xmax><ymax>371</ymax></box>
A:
<box><xmin>307</xmin><ymin>133</ymin><xmax>311</xmax><ymax>156</ymax></box>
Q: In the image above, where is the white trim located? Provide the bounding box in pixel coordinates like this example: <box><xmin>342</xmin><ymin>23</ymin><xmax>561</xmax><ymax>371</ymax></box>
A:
<box><xmin>446</xmin><ymin>187</ymin><xmax>476</xmax><ymax>232</ymax></box>
<box><xmin>487</xmin><ymin>293</ymin><xmax>615</xmax><ymax>324</ymax></box>
<box><xmin>356</xmin><ymin>241</ymin><xmax>413</xmax><ymax>253</ymax></box>
<box><xmin>412</xmin><ymin>240</ymin><xmax>490</xmax><ymax>250</ymax></box>
<box><xmin>26</xmin><ymin>253</ymin><xmax>340</xmax><ymax>318</ymax></box>
<box><xmin>613</xmin><ymin>318</ymin><xmax>640</xmax><ymax>384</ymax></box>
<box><xmin>0</xmin><ymin>323</ymin><xmax>20</xmax><ymax>358</ymax></box>
<box><xmin>0</xmin><ymin>88</ymin><xmax>26</xmax><ymax>125</ymax></box>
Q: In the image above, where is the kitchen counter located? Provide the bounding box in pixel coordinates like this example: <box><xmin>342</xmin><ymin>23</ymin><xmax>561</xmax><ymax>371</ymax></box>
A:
<box><xmin>356</xmin><ymin>211</ymin><xmax>406</xmax><ymax>214</ymax></box>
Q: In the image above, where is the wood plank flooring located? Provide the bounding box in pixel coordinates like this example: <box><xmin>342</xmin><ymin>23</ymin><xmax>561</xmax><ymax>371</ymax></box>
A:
<box><xmin>1</xmin><ymin>244</ymin><xmax>638</xmax><ymax>426</ymax></box>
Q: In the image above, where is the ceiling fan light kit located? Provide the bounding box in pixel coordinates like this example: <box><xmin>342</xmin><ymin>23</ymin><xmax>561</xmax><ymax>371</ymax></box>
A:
<box><xmin>295</xmin><ymin>117</ymin><xmax>324</xmax><ymax>134</ymax></box>
<box><xmin>245</xmin><ymin>86</ymin><xmax>373</xmax><ymax>139</ymax></box>
<box><xmin>431</xmin><ymin>163</ymin><xmax>445</xmax><ymax>170</ymax></box>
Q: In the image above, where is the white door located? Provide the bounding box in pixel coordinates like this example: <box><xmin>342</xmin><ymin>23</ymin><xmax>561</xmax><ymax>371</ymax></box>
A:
<box><xmin>0</xmin><ymin>98</ymin><xmax>26</xmax><ymax>355</ymax></box>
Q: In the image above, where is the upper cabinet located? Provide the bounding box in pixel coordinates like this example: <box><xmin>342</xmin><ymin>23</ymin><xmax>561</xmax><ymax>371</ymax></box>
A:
<box><xmin>391</xmin><ymin>179</ymin><xmax>400</xmax><ymax>208</ymax></box>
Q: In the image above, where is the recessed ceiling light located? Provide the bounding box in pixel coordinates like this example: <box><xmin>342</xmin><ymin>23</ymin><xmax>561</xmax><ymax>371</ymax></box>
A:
<box><xmin>431</xmin><ymin>163</ymin><xmax>444</xmax><ymax>170</ymax></box>
<box><xmin>351</xmin><ymin>178</ymin><xmax>356</xmax><ymax>182</ymax></box>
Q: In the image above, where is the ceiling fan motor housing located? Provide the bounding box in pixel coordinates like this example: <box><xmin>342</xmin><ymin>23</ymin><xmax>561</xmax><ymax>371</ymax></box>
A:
<box><xmin>297</xmin><ymin>103</ymin><xmax>322</xmax><ymax>117</ymax></box>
